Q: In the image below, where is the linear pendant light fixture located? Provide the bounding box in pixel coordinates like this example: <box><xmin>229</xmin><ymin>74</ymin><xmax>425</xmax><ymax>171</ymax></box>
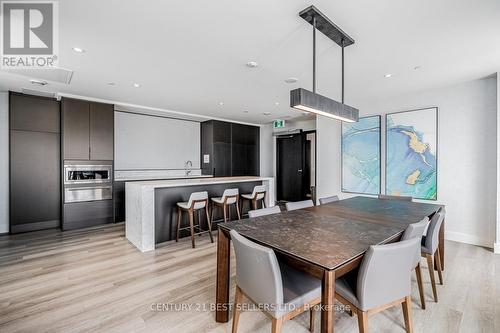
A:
<box><xmin>290</xmin><ymin>6</ymin><xmax>359</xmax><ymax>123</ymax></box>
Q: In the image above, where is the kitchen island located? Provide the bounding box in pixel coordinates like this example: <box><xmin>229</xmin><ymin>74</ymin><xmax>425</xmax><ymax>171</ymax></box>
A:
<box><xmin>125</xmin><ymin>176</ymin><xmax>274</xmax><ymax>252</ymax></box>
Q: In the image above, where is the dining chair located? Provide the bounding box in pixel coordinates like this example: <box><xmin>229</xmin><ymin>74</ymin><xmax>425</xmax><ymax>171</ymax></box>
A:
<box><xmin>335</xmin><ymin>237</ymin><xmax>421</xmax><ymax>333</ymax></box>
<box><xmin>211</xmin><ymin>188</ymin><xmax>241</xmax><ymax>223</ymax></box>
<box><xmin>421</xmin><ymin>211</ymin><xmax>445</xmax><ymax>302</ymax></box>
<box><xmin>319</xmin><ymin>195</ymin><xmax>339</xmax><ymax>205</ymax></box>
<box><xmin>230</xmin><ymin>230</ymin><xmax>321</xmax><ymax>333</ymax></box>
<box><xmin>248</xmin><ymin>206</ymin><xmax>281</xmax><ymax>218</ymax></box>
<box><xmin>401</xmin><ymin>217</ymin><xmax>430</xmax><ymax>309</ymax></box>
<box><xmin>176</xmin><ymin>191</ymin><xmax>213</xmax><ymax>248</ymax></box>
<box><xmin>377</xmin><ymin>194</ymin><xmax>413</xmax><ymax>202</ymax></box>
<box><xmin>285</xmin><ymin>199</ymin><xmax>314</xmax><ymax>211</ymax></box>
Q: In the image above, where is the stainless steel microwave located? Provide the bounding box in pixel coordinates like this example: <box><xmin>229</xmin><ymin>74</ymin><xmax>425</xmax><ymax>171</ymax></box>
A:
<box><xmin>64</xmin><ymin>164</ymin><xmax>113</xmax><ymax>185</ymax></box>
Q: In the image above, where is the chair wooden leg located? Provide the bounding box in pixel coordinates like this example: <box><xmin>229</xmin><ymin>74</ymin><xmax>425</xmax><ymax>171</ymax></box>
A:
<box><xmin>252</xmin><ymin>199</ymin><xmax>257</xmax><ymax>210</ymax></box>
<box><xmin>197</xmin><ymin>210</ymin><xmax>202</xmax><ymax>237</ymax></box>
<box><xmin>426</xmin><ymin>254</ymin><xmax>438</xmax><ymax>302</ymax></box>
<box><xmin>232</xmin><ymin>286</ymin><xmax>243</xmax><ymax>333</ymax></box>
<box><xmin>176</xmin><ymin>207</ymin><xmax>181</xmax><ymax>242</ymax></box>
<box><xmin>357</xmin><ymin>311</ymin><xmax>368</xmax><ymax>333</ymax></box>
<box><xmin>271</xmin><ymin>317</ymin><xmax>283</xmax><ymax>333</ymax></box>
<box><xmin>402</xmin><ymin>296</ymin><xmax>413</xmax><ymax>333</ymax></box>
<box><xmin>205</xmin><ymin>206</ymin><xmax>214</xmax><ymax>243</ymax></box>
<box><xmin>262</xmin><ymin>199</ymin><xmax>266</xmax><ymax>208</ymax></box>
<box><xmin>235</xmin><ymin>202</ymin><xmax>241</xmax><ymax>220</ymax></box>
<box><xmin>188</xmin><ymin>210</ymin><xmax>195</xmax><ymax>248</ymax></box>
<box><xmin>435</xmin><ymin>248</ymin><xmax>444</xmax><ymax>285</ymax></box>
<box><xmin>415</xmin><ymin>263</ymin><xmax>426</xmax><ymax>309</ymax></box>
<box><xmin>223</xmin><ymin>204</ymin><xmax>228</xmax><ymax>223</ymax></box>
<box><xmin>309</xmin><ymin>308</ymin><xmax>316</xmax><ymax>332</ymax></box>
<box><xmin>210</xmin><ymin>205</ymin><xmax>215</xmax><ymax>225</ymax></box>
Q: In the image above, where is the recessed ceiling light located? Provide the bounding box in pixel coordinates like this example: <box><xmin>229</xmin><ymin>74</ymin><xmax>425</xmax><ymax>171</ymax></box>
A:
<box><xmin>246</xmin><ymin>61</ymin><xmax>258</xmax><ymax>68</ymax></box>
<box><xmin>218</xmin><ymin>102</ymin><xmax>224</xmax><ymax>106</ymax></box>
<box><xmin>414</xmin><ymin>66</ymin><xmax>421</xmax><ymax>70</ymax></box>
<box><xmin>107</xmin><ymin>82</ymin><xmax>116</xmax><ymax>86</ymax></box>
<box><xmin>133</xmin><ymin>83</ymin><xmax>141</xmax><ymax>88</ymax></box>
<box><xmin>384</xmin><ymin>73</ymin><xmax>392</xmax><ymax>78</ymax></box>
<box><xmin>29</xmin><ymin>79</ymin><xmax>47</xmax><ymax>86</ymax></box>
<box><xmin>275</xmin><ymin>102</ymin><xmax>280</xmax><ymax>106</ymax></box>
<box><xmin>262</xmin><ymin>112</ymin><xmax>272</xmax><ymax>116</ymax></box>
<box><xmin>72</xmin><ymin>47</ymin><xmax>85</xmax><ymax>53</ymax></box>
<box><xmin>285</xmin><ymin>77</ymin><xmax>299</xmax><ymax>84</ymax></box>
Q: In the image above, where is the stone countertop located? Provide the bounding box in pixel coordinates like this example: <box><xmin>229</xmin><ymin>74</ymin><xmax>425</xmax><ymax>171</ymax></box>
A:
<box><xmin>125</xmin><ymin>176</ymin><xmax>274</xmax><ymax>189</ymax></box>
<box><xmin>115</xmin><ymin>174</ymin><xmax>214</xmax><ymax>182</ymax></box>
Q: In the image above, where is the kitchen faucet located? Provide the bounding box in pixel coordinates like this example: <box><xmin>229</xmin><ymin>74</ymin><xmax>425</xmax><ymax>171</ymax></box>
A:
<box><xmin>185</xmin><ymin>160</ymin><xmax>193</xmax><ymax>176</ymax></box>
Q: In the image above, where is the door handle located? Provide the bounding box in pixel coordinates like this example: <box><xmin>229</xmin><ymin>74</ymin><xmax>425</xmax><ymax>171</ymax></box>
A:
<box><xmin>298</xmin><ymin>169</ymin><xmax>303</xmax><ymax>173</ymax></box>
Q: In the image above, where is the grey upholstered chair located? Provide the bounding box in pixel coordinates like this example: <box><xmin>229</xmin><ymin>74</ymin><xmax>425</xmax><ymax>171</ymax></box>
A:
<box><xmin>377</xmin><ymin>194</ymin><xmax>413</xmax><ymax>202</ymax></box>
<box><xmin>230</xmin><ymin>230</ymin><xmax>321</xmax><ymax>333</ymax></box>
<box><xmin>248</xmin><ymin>206</ymin><xmax>281</xmax><ymax>218</ymax></box>
<box><xmin>335</xmin><ymin>237</ymin><xmax>421</xmax><ymax>333</ymax></box>
<box><xmin>421</xmin><ymin>211</ymin><xmax>445</xmax><ymax>302</ymax></box>
<box><xmin>319</xmin><ymin>195</ymin><xmax>339</xmax><ymax>205</ymax></box>
<box><xmin>285</xmin><ymin>199</ymin><xmax>314</xmax><ymax>211</ymax></box>
<box><xmin>401</xmin><ymin>217</ymin><xmax>430</xmax><ymax>309</ymax></box>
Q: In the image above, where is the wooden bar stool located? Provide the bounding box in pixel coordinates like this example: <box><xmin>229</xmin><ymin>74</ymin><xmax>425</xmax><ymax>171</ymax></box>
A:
<box><xmin>210</xmin><ymin>188</ymin><xmax>241</xmax><ymax>223</ymax></box>
<box><xmin>176</xmin><ymin>191</ymin><xmax>213</xmax><ymax>248</ymax></box>
<box><xmin>240</xmin><ymin>185</ymin><xmax>267</xmax><ymax>215</ymax></box>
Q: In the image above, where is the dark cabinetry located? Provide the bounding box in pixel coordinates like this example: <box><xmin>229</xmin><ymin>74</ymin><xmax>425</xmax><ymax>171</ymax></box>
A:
<box><xmin>62</xmin><ymin>98</ymin><xmax>114</xmax><ymax>161</ymax></box>
<box><xmin>201</xmin><ymin>120</ymin><xmax>259</xmax><ymax>177</ymax></box>
<box><xmin>9</xmin><ymin>92</ymin><xmax>61</xmax><ymax>233</ymax></box>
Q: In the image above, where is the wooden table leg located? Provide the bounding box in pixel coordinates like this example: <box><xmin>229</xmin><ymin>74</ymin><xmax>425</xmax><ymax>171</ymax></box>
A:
<box><xmin>436</xmin><ymin>218</ymin><xmax>445</xmax><ymax>271</ymax></box>
<box><xmin>216</xmin><ymin>228</ymin><xmax>230</xmax><ymax>323</ymax></box>
<box><xmin>321</xmin><ymin>270</ymin><xmax>335</xmax><ymax>333</ymax></box>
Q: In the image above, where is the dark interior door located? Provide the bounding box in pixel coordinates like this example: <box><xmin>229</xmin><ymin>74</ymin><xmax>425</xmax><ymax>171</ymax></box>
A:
<box><xmin>277</xmin><ymin>133</ymin><xmax>305</xmax><ymax>201</ymax></box>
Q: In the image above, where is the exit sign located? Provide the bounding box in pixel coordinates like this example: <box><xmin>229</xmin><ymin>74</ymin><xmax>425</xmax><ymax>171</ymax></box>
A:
<box><xmin>273</xmin><ymin>119</ymin><xmax>285</xmax><ymax>129</ymax></box>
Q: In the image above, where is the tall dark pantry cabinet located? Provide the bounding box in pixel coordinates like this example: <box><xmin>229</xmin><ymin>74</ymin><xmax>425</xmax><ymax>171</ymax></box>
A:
<box><xmin>9</xmin><ymin>92</ymin><xmax>61</xmax><ymax>233</ymax></box>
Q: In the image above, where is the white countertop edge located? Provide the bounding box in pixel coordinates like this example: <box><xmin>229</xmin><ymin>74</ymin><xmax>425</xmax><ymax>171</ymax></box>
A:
<box><xmin>116</xmin><ymin>174</ymin><xmax>214</xmax><ymax>182</ymax></box>
<box><xmin>125</xmin><ymin>176</ymin><xmax>274</xmax><ymax>189</ymax></box>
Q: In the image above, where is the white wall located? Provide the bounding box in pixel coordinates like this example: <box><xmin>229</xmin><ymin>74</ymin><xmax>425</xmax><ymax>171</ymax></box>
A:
<box><xmin>114</xmin><ymin>111</ymin><xmax>200</xmax><ymax>170</ymax></box>
<box><xmin>317</xmin><ymin>77</ymin><xmax>497</xmax><ymax>248</ymax></box>
<box><xmin>0</xmin><ymin>92</ymin><xmax>8</xmax><ymax>233</ymax></box>
<box><xmin>259</xmin><ymin>124</ymin><xmax>274</xmax><ymax>177</ymax></box>
<box><xmin>496</xmin><ymin>73</ymin><xmax>500</xmax><ymax>254</ymax></box>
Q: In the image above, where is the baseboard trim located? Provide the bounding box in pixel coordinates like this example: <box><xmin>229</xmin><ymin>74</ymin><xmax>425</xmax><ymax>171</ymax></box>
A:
<box><xmin>445</xmin><ymin>231</ymin><xmax>493</xmax><ymax>249</ymax></box>
<box><xmin>10</xmin><ymin>220</ymin><xmax>60</xmax><ymax>234</ymax></box>
<box><xmin>494</xmin><ymin>242</ymin><xmax>500</xmax><ymax>254</ymax></box>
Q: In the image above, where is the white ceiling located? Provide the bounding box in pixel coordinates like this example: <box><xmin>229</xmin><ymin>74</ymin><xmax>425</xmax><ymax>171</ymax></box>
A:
<box><xmin>1</xmin><ymin>0</ymin><xmax>499</xmax><ymax>124</ymax></box>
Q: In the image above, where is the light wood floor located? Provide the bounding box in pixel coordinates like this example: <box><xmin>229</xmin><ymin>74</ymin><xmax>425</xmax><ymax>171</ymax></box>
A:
<box><xmin>0</xmin><ymin>223</ymin><xmax>499</xmax><ymax>333</ymax></box>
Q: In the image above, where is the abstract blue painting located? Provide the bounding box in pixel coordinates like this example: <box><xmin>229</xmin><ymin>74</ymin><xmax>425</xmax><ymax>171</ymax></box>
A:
<box><xmin>342</xmin><ymin>115</ymin><xmax>381</xmax><ymax>195</ymax></box>
<box><xmin>386</xmin><ymin>108</ymin><xmax>438</xmax><ymax>200</ymax></box>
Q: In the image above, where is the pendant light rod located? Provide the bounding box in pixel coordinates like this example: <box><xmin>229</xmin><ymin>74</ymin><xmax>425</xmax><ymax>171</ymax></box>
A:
<box><xmin>312</xmin><ymin>15</ymin><xmax>316</xmax><ymax>93</ymax></box>
<box><xmin>341</xmin><ymin>38</ymin><xmax>344</xmax><ymax>104</ymax></box>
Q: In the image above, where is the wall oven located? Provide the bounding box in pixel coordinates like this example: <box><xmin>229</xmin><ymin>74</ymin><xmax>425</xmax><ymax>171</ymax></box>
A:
<box><xmin>63</xmin><ymin>162</ymin><xmax>113</xmax><ymax>203</ymax></box>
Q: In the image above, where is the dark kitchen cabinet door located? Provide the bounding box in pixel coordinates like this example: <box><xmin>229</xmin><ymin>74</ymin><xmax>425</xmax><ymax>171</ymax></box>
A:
<box><xmin>213</xmin><ymin>143</ymin><xmax>231</xmax><ymax>176</ymax></box>
<box><xmin>62</xmin><ymin>98</ymin><xmax>90</xmax><ymax>160</ymax></box>
<box><xmin>10</xmin><ymin>131</ymin><xmax>61</xmax><ymax>232</ymax></box>
<box><xmin>90</xmin><ymin>102</ymin><xmax>114</xmax><ymax>160</ymax></box>
<box><xmin>10</xmin><ymin>93</ymin><xmax>60</xmax><ymax>133</ymax></box>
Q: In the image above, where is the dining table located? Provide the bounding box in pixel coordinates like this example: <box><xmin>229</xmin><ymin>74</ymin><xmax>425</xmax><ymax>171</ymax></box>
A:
<box><xmin>215</xmin><ymin>196</ymin><xmax>444</xmax><ymax>333</ymax></box>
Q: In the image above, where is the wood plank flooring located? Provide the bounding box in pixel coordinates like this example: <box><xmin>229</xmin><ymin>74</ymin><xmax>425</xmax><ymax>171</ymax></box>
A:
<box><xmin>0</xmin><ymin>223</ymin><xmax>499</xmax><ymax>333</ymax></box>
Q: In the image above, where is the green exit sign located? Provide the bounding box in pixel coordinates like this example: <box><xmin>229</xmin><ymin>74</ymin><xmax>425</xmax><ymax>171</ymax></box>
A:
<box><xmin>273</xmin><ymin>119</ymin><xmax>285</xmax><ymax>129</ymax></box>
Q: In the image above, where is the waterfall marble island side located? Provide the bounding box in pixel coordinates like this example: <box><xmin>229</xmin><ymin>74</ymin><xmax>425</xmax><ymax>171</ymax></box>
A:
<box><xmin>125</xmin><ymin>176</ymin><xmax>275</xmax><ymax>252</ymax></box>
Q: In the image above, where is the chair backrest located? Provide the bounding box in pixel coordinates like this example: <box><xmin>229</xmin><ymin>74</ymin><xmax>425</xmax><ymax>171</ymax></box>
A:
<box><xmin>401</xmin><ymin>217</ymin><xmax>429</xmax><ymax>267</ymax></box>
<box><xmin>222</xmin><ymin>188</ymin><xmax>239</xmax><ymax>204</ymax></box>
<box><xmin>285</xmin><ymin>199</ymin><xmax>314</xmax><ymax>211</ymax></box>
<box><xmin>187</xmin><ymin>191</ymin><xmax>208</xmax><ymax>209</ymax></box>
<box><xmin>356</xmin><ymin>237</ymin><xmax>420</xmax><ymax>311</ymax></box>
<box><xmin>378</xmin><ymin>194</ymin><xmax>413</xmax><ymax>202</ymax></box>
<box><xmin>424</xmin><ymin>211</ymin><xmax>445</xmax><ymax>254</ymax></box>
<box><xmin>248</xmin><ymin>206</ymin><xmax>281</xmax><ymax>218</ymax></box>
<box><xmin>319</xmin><ymin>195</ymin><xmax>339</xmax><ymax>205</ymax></box>
<box><xmin>230</xmin><ymin>230</ymin><xmax>283</xmax><ymax>315</ymax></box>
<box><xmin>251</xmin><ymin>185</ymin><xmax>267</xmax><ymax>200</ymax></box>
